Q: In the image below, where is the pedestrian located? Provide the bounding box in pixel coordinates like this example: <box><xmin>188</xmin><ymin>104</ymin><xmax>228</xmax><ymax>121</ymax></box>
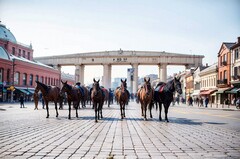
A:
<box><xmin>196</xmin><ymin>97</ymin><xmax>199</xmax><ymax>107</ymax></box>
<box><xmin>200</xmin><ymin>97</ymin><xmax>203</xmax><ymax>107</ymax></box>
<box><xmin>205</xmin><ymin>97</ymin><xmax>209</xmax><ymax>108</ymax></box>
<box><xmin>19</xmin><ymin>94</ymin><xmax>25</xmax><ymax>108</ymax></box>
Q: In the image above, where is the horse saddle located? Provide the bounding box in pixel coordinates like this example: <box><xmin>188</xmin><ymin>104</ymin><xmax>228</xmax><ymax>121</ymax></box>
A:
<box><xmin>155</xmin><ymin>83</ymin><xmax>166</xmax><ymax>93</ymax></box>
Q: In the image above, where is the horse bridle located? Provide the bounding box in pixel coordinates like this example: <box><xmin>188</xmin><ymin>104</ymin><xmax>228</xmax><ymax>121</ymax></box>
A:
<box><xmin>144</xmin><ymin>82</ymin><xmax>151</xmax><ymax>95</ymax></box>
<box><xmin>173</xmin><ymin>80</ymin><xmax>182</xmax><ymax>93</ymax></box>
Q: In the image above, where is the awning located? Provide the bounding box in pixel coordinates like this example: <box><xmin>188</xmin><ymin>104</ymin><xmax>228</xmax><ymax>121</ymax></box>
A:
<box><xmin>225</xmin><ymin>87</ymin><xmax>240</xmax><ymax>94</ymax></box>
<box><xmin>216</xmin><ymin>87</ymin><xmax>232</xmax><ymax>94</ymax></box>
<box><xmin>192</xmin><ymin>90</ymin><xmax>200</xmax><ymax>96</ymax></box>
<box><xmin>26</xmin><ymin>89</ymin><xmax>35</xmax><ymax>94</ymax></box>
<box><xmin>16</xmin><ymin>88</ymin><xmax>30</xmax><ymax>95</ymax></box>
<box><xmin>200</xmin><ymin>89</ymin><xmax>217</xmax><ymax>95</ymax></box>
<box><xmin>211</xmin><ymin>92</ymin><xmax>217</xmax><ymax>96</ymax></box>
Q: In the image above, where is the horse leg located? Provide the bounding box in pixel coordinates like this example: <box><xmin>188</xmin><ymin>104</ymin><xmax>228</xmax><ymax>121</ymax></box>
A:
<box><xmin>76</xmin><ymin>102</ymin><xmax>78</xmax><ymax>118</ymax></box>
<box><xmin>149</xmin><ymin>103</ymin><xmax>153</xmax><ymax>118</ymax></box>
<box><xmin>144</xmin><ymin>104</ymin><xmax>147</xmax><ymax>120</ymax></box>
<box><xmin>159</xmin><ymin>102</ymin><xmax>162</xmax><ymax>121</ymax></box>
<box><xmin>123</xmin><ymin>103</ymin><xmax>125</xmax><ymax>118</ymax></box>
<box><xmin>94</xmin><ymin>103</ymin><xmax>98</xmax><ymax>122</ymax></box>
<box><xmin>120</xmin><ymin>102</ymin><xmax>123</xmax><ymax>119</ymax></box>
<box><xmin>100</xmin><ymin>102</ymin><xmax>103</xmax><ymax>118</ymax></box>
<box><xmin>55</xmin><ymin>101</ymin><xmax>59</xmax><ymax>117</ymax></box>
<box><xmin>68</xmin><ymin>101</ymin><xmax>71</xmax><ymax>119</ymax></box>
<box><xmin>164</xmin><ymin>104</ymin><xmax>169</xmax><ymax>122</ymax></box>
<box><xmin>97</xmin><ymin>103</ymin><xmax>100</xmax><ymax>120</ymax></box>
<box><xmin>46</xmin><ymin>101</ymin><xmax>49</xmax><ymax>118</ymax></box>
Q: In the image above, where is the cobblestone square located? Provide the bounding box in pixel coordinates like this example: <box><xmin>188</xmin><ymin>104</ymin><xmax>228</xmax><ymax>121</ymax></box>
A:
<box><xmin>0</xmin><ymin>102</ymin><xmax>240</xmax><ymax>159</ymax></box>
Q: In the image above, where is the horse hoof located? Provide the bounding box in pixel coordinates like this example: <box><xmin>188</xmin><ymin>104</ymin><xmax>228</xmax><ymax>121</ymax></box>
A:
<box><xmin>95</xmin><ymin>120</ymin><xmax>98</xmax><ymax>123</ymax></box>
<box><xmin>46</xmin><ymin>116</ymin><xmax>49</xmax><ymax>118</ymax></box>
<box><xmin>56</xmin><ymin>115</ymin><xmax>58</xmax><ymax>117</ymax></box>
<box><xmin>144</xmin><ymin>118</ymin><xmax>147</xmax><ymax>121</ymax></box>
<box><xmin>166</xmin><ymin>120</ymin><xmax>169</xmax><ymax>122</ymax></box>
<box><xmin>68</xmin><ymin>117</ymin><xmax>71</xmax><ymax>119</ymax></box>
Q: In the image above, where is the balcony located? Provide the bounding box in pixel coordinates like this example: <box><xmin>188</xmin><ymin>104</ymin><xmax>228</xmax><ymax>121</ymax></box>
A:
<box><xmin>217</xmin><ymin>79</ymin><xmax>227</xmax><ymax>85</ymax></box>
<box><xmin>222</xmin><ymin>61</ymin><xmax>227</xmax><ymax>66</ymax></box>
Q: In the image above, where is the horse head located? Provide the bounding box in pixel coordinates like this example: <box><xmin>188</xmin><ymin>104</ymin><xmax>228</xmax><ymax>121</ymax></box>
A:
<box><xmin>92</xmin><ymin>78</ymin><xmax>100</xmax><ymax>96</ymax></box>
<box><xmin>173</xmin><ymin>76</ymin><xmax>182</xmax><ymax>94</ymax></box>
<box><xmin>120</xmin><ymin>79</ymin><xmax>127</xmax><ymax>91</ymax></box>
<box><xmin>61</xmin><ymin>80</ymin><xmax>72</xmax><ymax>95</ymax></box>
<box><xmin>144</xmin><ymin>77</ymin><xmax>152</xmax><ymax>96</ymax></box>
<box><xmin>35</xmin><ymin>81</ymin><xmax>48</xmax><ymax>94</ymax></box>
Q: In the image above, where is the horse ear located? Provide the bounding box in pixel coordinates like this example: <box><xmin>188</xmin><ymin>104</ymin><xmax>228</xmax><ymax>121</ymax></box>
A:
<box><xmin>125</xmin><ymin>79</ymin><xmax>127</xmax><ymax>82</ymax></box>
<box><xmin>144</xmin><ymin>77</ymin><xmax>146</xmax><ymax>82</ymax></box>
<box><xmin>121</xmin><ymin>79</ymin><xmax>123</xmax><ymax>82</ymax></box>
<box><xmin>148</xmin><ymin>78</ymin><xmax>150</xmax><ymax>82</ymax></box>
<box><xmin>97</xmin><ymin>79</ymin><xmax>100</xmax><ymax>83</ymax></box>
<box><xmin>35</xmin><ymin>81</ymin><xmax>38</xmax><ymax>83</ymax></box>
<box><xmin>93</xmin><ymin>78</ymin><xmax>96</xmax><ymax>82</ymax></box>
<box><xmin>61</xmin><ymin>80</ymin><xmax>64</xmax><ymax>84</ymax></box>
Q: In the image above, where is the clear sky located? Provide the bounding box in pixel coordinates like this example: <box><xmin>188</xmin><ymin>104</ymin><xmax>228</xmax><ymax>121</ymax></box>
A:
<box><xmin>1</xmin><ymin>0</ymin><xmax>240</xmax><ymax>85</ymax></box>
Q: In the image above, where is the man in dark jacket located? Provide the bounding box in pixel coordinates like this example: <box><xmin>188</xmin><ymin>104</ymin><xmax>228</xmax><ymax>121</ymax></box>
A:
<box><xmin>19</xmin><ymin>95</ymin><xmax>24</xmax><ymax>108</ymax></box>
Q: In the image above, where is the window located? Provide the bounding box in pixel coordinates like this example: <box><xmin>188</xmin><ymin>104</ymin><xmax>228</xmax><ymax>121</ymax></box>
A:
<box><xmin>40</xmin><ymin>76</ymin><xmax>44</xmax><ymax>83</ymax></box>
<box><xmin>28</xmin><ymin>52</ymin><xmax>30</xmax><ymax>60</ymax></box>
<box><xmin>18</xmin><ymin>49</ymin><xmax>21</xmax><ymax>57</ymax></box>
<box><xmin>234</xmin><ymin>67</ymin><xmax>237</xmax><ymax>76</ymax></box>
<box><xmin>48</xmin><ymin>77</ymin><xmax>50</xmax><ymax>85</ymax></box>
<box><xmin>224</xmin><ymin>70</ymin><xmax>227</xmax><ymax>79</ymax></box>
<box><xmin>0</xmin><ymin>68</ymin><xmax>3</xmax><ymax>83</ymax></box>
<box><xmin>23</xmin><ymin>73</ymin><xmax>27</xmax><ymax>86</ymax></box>
<box><xmin>235</xmin><ymin>49</ymin><xmax>239</xmax><ymax>60</ymax></box>
<box><xmin>12</xmin><ymin>47</ymin><xmax>15</xmax><ymax>55</ymax></box>
<box><xmin>7</xmin><ymin>69</ymin><xmax>10</xmax><ymax>83</ymax></box>
<box><xmin>45</xmin><ymin>77</ymin><xmax>47</xmax><ymax>84</ymax></box>
<box><xmin>23</xmin><ymin>50</ymin><xmax>25</xmax><ymax>58</ymax></box>
<box><xmin>36</xmin><ymin>75</ymin><xmax>39</xmax><ymax>82</ymax></box>
<box><xmin>14</xmin><ymin>72</ymin><xmax>20</xmax><ymax>85</ymax></box>
<box><xmin>220</xmin><ymin>72</ymin><xmax>222</xmax><ymax>80</ymax></box>
<box><xmin>224</xmin><ymin>54</ymin><xmax>227</xmax><ymax>62</ymax></box>
<box><xmin>29</xmin><ymin>74</ymin><xmax>33</xmax><ymax>86</ymax></box>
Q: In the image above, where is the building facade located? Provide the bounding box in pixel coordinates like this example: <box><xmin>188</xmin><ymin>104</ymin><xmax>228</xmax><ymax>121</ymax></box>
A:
<box><xmin>0</xmin><ymin>22</ymin><xmax>61</xmax><ymax>102</ymax></box>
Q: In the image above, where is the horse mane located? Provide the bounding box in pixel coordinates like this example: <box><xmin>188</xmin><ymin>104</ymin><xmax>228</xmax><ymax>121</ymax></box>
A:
<box><xmin>37</xmin><ymin>81</ymin><xmax>49</xmax><ymax>91</ymax></box>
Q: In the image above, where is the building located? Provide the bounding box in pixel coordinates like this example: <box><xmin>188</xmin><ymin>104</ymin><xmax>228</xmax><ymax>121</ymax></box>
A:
<box><xmin>230</xmin><ymin>37</ymin><xmax>240</xmax><ymax>88</ymax></box>
<box><xmin>199</xmin><ymin>63</ymin><xmax>218</xmax><ymax>104</ymax></box>
<box><xmin>0</xmin><ymin>22</ymin><xmax>61</xmax><ymax>102</ymax></box>
<box><xmin>216</xmin><ymin>42</ymin><xmax>235</xmax><ymax>104</ymax></box>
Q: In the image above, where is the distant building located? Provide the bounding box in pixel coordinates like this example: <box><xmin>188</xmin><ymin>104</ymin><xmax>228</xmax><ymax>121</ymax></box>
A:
<box><xmin>0</xmin><ymin>22</ymin><xmax>61</xmax><ymax>102</ymax></box>
<box><xmin>61</xmin><ymin>72</ymin><xmax>75</xmax><ymax>86</ymax></box>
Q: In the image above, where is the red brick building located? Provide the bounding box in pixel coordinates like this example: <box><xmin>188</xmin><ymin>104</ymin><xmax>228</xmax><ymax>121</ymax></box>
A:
<box><xmin>0</xmin><ymin>22</ymin><xmax>61</xmax><ymax>102</ymax></box>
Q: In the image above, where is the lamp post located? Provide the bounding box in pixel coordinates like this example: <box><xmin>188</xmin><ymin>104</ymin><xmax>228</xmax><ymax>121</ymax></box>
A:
<box><xmin>11</xmin><ymin>58</ymin><xmax>15</xmax><ymax>102</ymax></box>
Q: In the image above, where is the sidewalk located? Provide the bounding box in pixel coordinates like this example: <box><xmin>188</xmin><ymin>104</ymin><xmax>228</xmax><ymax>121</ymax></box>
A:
<box><xmin>174</xmin><ymin>102</ymin><xmax>239</xmax><ymax>111</ymax></box>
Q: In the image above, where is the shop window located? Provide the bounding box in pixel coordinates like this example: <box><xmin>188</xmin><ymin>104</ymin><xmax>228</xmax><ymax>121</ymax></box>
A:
<box><xmin>14</xmin><ymin>72</ymin><xmax>20</xmax><ymax>85</ymax></box>
<box><xmin>0</xmin><ymin>68</ymin><xmax>3</xmax><ymax>83</ymax></box>
<box><xmin>36</xmin><ymin>75</ymin><xmax>39</xmax><ymax>82</ymax></box>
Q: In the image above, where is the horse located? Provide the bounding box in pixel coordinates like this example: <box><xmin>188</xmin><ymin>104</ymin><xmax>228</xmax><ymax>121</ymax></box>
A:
<box><xmin>91</xmin><ymin>78</ymin><xmax>105</xmax><ymax>122</ymax></box>
<box><xmin>154</xmin><ymin>77</ymin><xmax>182</xmax><ymax>122</ymax></box>
<box><xmin>115</xmin><ymin>79</ymin><xmax>129</xmax><ymax>119</ymax></box>
<box><xmin>34</xmin><ymin>81</ymin><xmax>62</xmax><ymax>118</ymax></box>
<box><xmin>61</xmin><ymin>80</ymin><xmax>83</xmax><ymax>119</ymax></box>
<box><xmin>101</xmin><ymin>86</ymin><xmax>110</xmax><ymax>107</ymax></box>
<box><xmin>137</xmin><ymin>77</ymin><xmax>154</xmax><ymax>120</ymax></box>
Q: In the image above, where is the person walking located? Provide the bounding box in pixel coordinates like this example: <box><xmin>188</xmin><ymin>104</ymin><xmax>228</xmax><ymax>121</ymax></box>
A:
<box><xmin>19</xmin><ymin>95</ymin><xmax>25</xmax><ymax>108</ymax></box>
<box><xmin>205</xmin><ymin>97</ymin><xmax>209</xmax><ymax>108</ymax></box>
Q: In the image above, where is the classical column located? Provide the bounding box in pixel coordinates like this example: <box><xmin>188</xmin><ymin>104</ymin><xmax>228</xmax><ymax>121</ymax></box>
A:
<box><xmin>132</xmin><ymin>63</ymin><xmax>138</xmax><ymax>93</ymax></box>
<box><xmin>158</xmin><ymin>64</ymin><xmax>167</xmax><ymax>82</ymax></box>
<box><xmin>75</xmin><ymin>65</ymin><xmax>85</xmax><ymax>84</ymax></box>
<box><xmin>103</xmin><ymin>64</ymin><xmax>111</xmax><ymax>89</ymax></box>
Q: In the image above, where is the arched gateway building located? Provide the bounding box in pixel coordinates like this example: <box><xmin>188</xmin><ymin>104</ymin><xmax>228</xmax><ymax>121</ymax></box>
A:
<box><xmin>35</xmin><ymin>50</ymin><xmax>204</xmax><ymax>93</ymax></box>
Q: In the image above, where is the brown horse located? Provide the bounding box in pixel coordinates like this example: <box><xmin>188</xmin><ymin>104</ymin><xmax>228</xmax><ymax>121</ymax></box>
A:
<box><xmin>115</xmin><ymin>79</ymin><xmax>129</xmax><ymax>119</ymax></box>
<box><xmin>91</xmin><ymin>78</ymin><xmax>104</xmax><ymax>122</ymax></box>
<box><xmin>137</xmin><ymin>77</ymin><xmax>154</xmax><ymax>120</ymax></box>
<box><xmin>61</xmin><ymin>80</ymin><xmax>83</xmax><ymax>119</ymax></box>
<box><xmin>101</xmin><ymin>87</ymin><xmax>110</xmax><ymax>106</ymax></box>
<box><xmin>34</xmin><ymin>81</ymin><xmax>62</xmax><ymax>118</ymax></box>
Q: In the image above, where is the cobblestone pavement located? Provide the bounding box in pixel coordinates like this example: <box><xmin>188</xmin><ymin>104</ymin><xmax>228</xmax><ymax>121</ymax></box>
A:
<box><xmin>0</xmin><ymin>102</ymin><xmax>240</xmax><ymax>159</ymax></box>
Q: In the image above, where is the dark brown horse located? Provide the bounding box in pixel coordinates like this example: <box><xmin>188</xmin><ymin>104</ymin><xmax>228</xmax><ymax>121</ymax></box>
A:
<box><xmin>154</xmin><ymin>77</ymin><xmax>182</xmax><ymax>122</ymax></box>
<box><xmin>91</xmin><ymin>78</ymin><xmax>104</xmax><ymax>122</ymax></box>
<box><xmin>61</xmin><ymin>81</ymin><xmax>83</xmax><ymax>119</ymax></box>
<box><xmin>34</xmin><ymin>81</ymin><xmax>62</xmax><ymax>118</ymax></box>
<box><xmin>115</xmin><ymin>79</ymin><xmax>129</xmax><ymax>119</ymax></box>
<box><xmin>137</xmin><ymin>77</ymin><xmax>154</xmax><ymax>120</ymax></box>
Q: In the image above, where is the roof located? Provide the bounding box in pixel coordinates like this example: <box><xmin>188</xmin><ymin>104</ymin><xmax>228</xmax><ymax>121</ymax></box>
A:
<box><xmin>224</xmin><ymin>42</ymin><xmax>235</xmax><ymax>49</ymax></box>
<box><xmin>0</xmin><ymin>23</ymin><xmax>17</xmax><ymax>43</ymax></box>
<box><xmin>0</xmin><ymin>46</ymin><xmax>10</xmax><ymax>60</ymax></box>
<box><xmin>10</xmin><ymin>54</ymin><xmax>58</xmax><ymax>71</ymax></box>
<box><xmin>199</xmin><ymin>63</ymin><xmax>217</xmax><ymax>76</ymax></box>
